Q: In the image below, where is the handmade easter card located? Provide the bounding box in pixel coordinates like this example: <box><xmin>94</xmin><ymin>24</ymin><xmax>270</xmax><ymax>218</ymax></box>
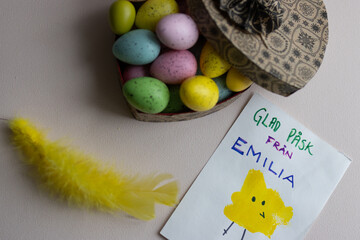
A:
<box><xmin>160</xmin><ymin>94</ymin><xmax>351</xmax><ymax>240</ymax></box>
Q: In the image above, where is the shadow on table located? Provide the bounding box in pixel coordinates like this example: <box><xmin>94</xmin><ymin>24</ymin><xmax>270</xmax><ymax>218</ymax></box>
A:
<box><xmin>76</xmin><ymin>6</ymin><xmax>132</xmax><ymax>119</ymax></box>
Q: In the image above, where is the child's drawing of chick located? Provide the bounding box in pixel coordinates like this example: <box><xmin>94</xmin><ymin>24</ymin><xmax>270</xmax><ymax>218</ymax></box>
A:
<box><xmin>223</xmin><ymin>169</ymin><xmax>293</xmax><ymax>239</ymax></box>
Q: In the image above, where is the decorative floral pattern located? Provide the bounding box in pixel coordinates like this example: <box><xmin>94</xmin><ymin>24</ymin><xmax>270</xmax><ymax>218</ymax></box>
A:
<box><xmin>262</xmin><ymin>50</ymin><xmax>271</xmax><ymax>59</ymax></box>
<box><xmin>270</xmin><ymin>68</ymin><xmax>283</xmax><ymax>79</ymax></box>
<box><xmin>282</xmin><ymin>0</ymin><xmax>297</xmax><ymax>4</ymax></box>
<box><xmin>258</xmin><ymin>72</ymin><xmax>270</xmax><ymax>80</ymax></box>
<box><xmin>292</xmin><ymin>49</ymin><xmax>301</xmax><ymax>58</ymax></box>
<box><xmin>291</xmin><ymin>13</ymin><xmax>300</xmax><ymax>22</ymax></box>
<box><xmin>282</xmin><ymin>25</ymin><xmax>291</xmax><ymax>35</ymax></box>
<box><xmin>189</xmin><ymin>0</ymin><xmax>328</xmax><ymax>96</ymax></box>
<box><xmin>283</xmin><ymin>62</ymin><xmax>292</xmax><ymax>72</ymax></box>
<box><xmin>311</xmin><ymin>24</ymin><xmax>320</xmax><ymax>33</ymax></box>
<box><xmin>313</xmin><ymin>59</ymin><xmax>321</xmax><ymax>67</ymax></box>
<box><xmin>299</xmin><ymin>3</ymin><xmax>315</xmax><ymax>16</ymax></box>
<box><xmin>296</xmin><ymin>30</ymin><xmax>316</xmax><ymax>51</ymax></box>
<box><xmin>271</xmin><ymin>36</ymin><xmax>284</xmax><ymax>48</ymax></box>
<box><xmin>232</xmin><ymin>34</ymin><xmax>260</xmax><ymax>57</ymax></box>
<box><xmin>320</xmin><ymin>10</ymin><xmax>327</xmax><ymax>19</ymax></box>
<box><xmin>267</xmin><ymin>32</ymin><xmax>289</xmax><ymax>54</ymax></box>
<box><xmin>298</xmin><ymin>66</ymin><xmax>314</xmax><ymax>80</ymax></box>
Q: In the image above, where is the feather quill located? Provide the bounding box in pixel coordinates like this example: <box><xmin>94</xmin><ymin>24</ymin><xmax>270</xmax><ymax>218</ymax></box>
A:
<box><xmin>9</xmin><ymin>118</ymin><xmax>178</xmax><ymax>220</ymax></box>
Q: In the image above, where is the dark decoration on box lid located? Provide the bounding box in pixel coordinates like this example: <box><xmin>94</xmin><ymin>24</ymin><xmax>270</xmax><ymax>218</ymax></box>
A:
<box><xmin>219</xmin><ymin>0</ymin><xmax>284</xmax><ymax>35</ymax></box>
<box><xmin>187</xmin><ymin>0</ymin><xmax>329</xmax><ymax>96</ymax></box>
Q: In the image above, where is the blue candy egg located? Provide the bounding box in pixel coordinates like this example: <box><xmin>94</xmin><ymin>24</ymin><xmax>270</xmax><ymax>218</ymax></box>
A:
<box><xmin>213</xmin><ymin>73</ymin><xmax>234</xmax><ymax>103</ymax></box>
<box><xmin>112</xmin><ymin>29</ymin><xmax>161</xmax><ymax>65</ymax></box>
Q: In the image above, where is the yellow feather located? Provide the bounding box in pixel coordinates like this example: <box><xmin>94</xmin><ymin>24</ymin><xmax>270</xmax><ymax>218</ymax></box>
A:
<box><xmin>9</xmin><ymin>118</ymin><xmax>178</xmax><ymax>220</ymax></box>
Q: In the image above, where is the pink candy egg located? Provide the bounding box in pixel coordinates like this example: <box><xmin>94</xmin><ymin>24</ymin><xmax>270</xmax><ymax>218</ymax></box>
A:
<box><xmin>150</xmin><ymin>50</ymin><xmax>197</xmax><ymax>84</ymax></box>
<box><xmin>123</xmin><ymin>65</ymin><xmax>150</xmax><ymax>83</ymax></box>
<box><xmin>156</xmin><ymin>13</ymin><xmax>199</xmax><ymax>50</ymax></box>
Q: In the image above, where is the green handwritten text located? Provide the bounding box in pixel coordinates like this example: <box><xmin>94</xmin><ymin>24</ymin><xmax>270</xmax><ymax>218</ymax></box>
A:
<box><xmin>253</xmin><ymin>108</ymin><xmax>281</xmax><ymax>132</ymax></box>
<box><xmin>287</xmin><ymin>128</ymin><xmax>314</xmax><ymax>156</ymax></box>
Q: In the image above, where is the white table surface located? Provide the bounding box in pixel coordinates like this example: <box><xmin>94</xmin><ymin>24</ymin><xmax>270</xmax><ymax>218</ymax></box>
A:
<box><xmin>0</xmin><ymin>0</ymin><xmax>359</xmax><ymax>239</ymax></box>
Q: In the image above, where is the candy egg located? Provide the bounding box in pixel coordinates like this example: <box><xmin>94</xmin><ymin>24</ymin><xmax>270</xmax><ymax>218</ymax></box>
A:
<box><xmin>180</xmin><ymin>76</ymin><xmax>219</xmax><ymax>112</ymax></box>
<box><xmin>122</xmin><ymin>77</ymin><xmax>170</xmax><ymax>114</ymax></box>
<box><xmin>226</xmin><ymin>68</ymin><xmax>253</xmax><ymax>92</ymax></box>
<box><xmin>135</xmin><ymin>0</ymin><xmax>179</xmax><ymax>31</ymax></box>
<box><xmin>123</xmin><ymin>65</ymin><xmax>150</xmax><ymax>83</ymax></box>
<box><xmin>213</xmin><ymin>73</ymin><xmax>234</xmax><ymax>102</ymax></box>
<box><xmin>109</xmin><ymin>0</ymin><xmax>136</xmax><ymax>35</ymax></box>
<box><xmin>161</xmin><ymin>85</ymin><xmax>189</xmax><ymax>113</ymax></box>
<box><xmin>113</xmin><ymin>29</ymin><xmax>161</xmax><ymax>65</ymax></box>
<box><xmin>200</xmin><ymin>42</ymin><xmax>231</xmax><ymax>78</ymax></box>
<box><xmin>156</xmin><ymin>13</ymin><xmax>199</xmax><ymax>50</ymax></box>
<box><xmin>150</xmin><ymin>50</ymin><xmax>197</xmax><ymax>84</ymax></box>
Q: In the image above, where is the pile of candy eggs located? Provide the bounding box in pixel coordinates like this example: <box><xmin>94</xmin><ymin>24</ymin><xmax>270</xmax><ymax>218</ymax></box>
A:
<box><xmin>109</xmin><ymin>0</ymin><xmax>253</xmax><ymax>114</ymax></box>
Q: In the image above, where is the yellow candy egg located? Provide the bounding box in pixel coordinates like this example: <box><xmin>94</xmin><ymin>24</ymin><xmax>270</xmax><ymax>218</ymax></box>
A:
<box><xmin>180</xmin><ymin>76</ymin><xmax>219</xmax><ymax>112</ymax></box>
<box><xmin>135</xmin><ymin>0</ymin><xmax>179</xmax><ymax>31</ymax></box>
<box><xmin>226</xmin><ymin>68</ymin><xmax>253</xmax><ymax>92</ymax></box>
<box><xmin>200</xmin><ymin>42</ymin><xmax>231</xmax><ymax>78</ymax></box>
<box><xmin>109</xmin><ymin>0</ymin><xmax>136</xmax><ymax>35</ymax></box>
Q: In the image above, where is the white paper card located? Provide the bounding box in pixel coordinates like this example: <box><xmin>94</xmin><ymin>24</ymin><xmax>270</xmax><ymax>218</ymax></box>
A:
<box><xmin>161</xmin><ymin>94</ymin><xmax>351</xmax><ymax>240</ymax></box>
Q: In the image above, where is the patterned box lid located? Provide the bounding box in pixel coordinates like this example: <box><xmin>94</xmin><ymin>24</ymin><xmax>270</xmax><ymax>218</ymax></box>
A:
<box><xmin>187</xmin><ymin>0</ymin><xmax>329</xmax><ymax>96</ymax></box>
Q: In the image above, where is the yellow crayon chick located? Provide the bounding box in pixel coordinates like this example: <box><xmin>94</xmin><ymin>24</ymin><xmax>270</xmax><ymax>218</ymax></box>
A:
<box><xmin>224</xmin><ymin>169</ymin><xmax>293</xmax><ymax>238</ymax></box>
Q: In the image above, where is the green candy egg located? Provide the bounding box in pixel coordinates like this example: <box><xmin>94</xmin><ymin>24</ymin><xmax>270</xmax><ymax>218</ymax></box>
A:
<box><xmin>122</xmin><ymin>77</ymin><xmax>170</xmax><ymax>114</ymax></box>
<box><xmin>109</xmin><ymin>0</ymin><xmax>136</xmax><ymax>35</ymax></box>
<box><xmin>162</xmin><ymin>85</ymin><xmax>189</xmax><ymax>113</ymax></box>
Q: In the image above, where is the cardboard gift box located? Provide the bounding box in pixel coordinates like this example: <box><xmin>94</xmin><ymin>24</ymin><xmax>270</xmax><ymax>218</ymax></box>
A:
<box><xmin>118</xmin><ymin>0</ymin><xmax>328</xmax><ymax>122</ymax></box>
<box><xmin>187</xmin><ymin>0</ymin><xmax>329</xmax><ymax>96</ymax></box>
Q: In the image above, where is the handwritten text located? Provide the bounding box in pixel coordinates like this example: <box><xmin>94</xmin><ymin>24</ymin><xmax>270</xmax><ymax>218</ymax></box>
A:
<box><xmin>253</xmin><ymin>108</ymin><xmax>281</xmax><ymax>132</ymax></box>
<box><xmin>287</xmin><ymin>128</ymin><xmax>314</xmax><ymax>156</ymax></box>
<box><xmin>266</xmin><ymin>136</ymin><xmax>293</xmax><ymax>160</ymax></box>
<box><xmin>232</xmin><ymin>137</ymin><xmax>294</xmax><ymax>189</ymax></box>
